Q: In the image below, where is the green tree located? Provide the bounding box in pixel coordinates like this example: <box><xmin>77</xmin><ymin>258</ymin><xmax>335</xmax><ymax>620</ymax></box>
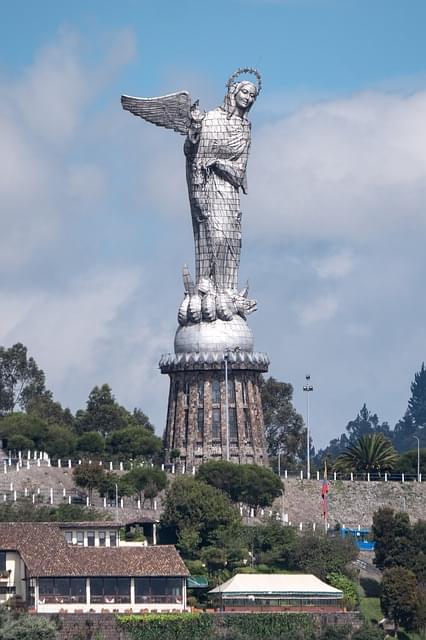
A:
<box><xmin>239</xmin><ymin>464</ymin><xmax>283</xmax><ymax>509</ymax></box>
<box><xmin>0</xmin><ymin>343</ymin><xmax>47</xmax><ymax>415</ymax></box>
<box><xmin>43</xmin><ymin>424</ymin><xmax>76</xmax><ymax>458</ymax></box>
<box><xmin>397</xmin><ymin>447</ymin><xmax>426</xmax><ymax>475</ymax></box>
<box><xmin>0</xmin><ymin>413</ymin><xmax>48</xmax><ymax>451</ymax></box>
<box><xmin>345</xmin><ymin>404</ymin><xmax>391</xmax><ymax>444</ymax></box>
<box><xmin>197</xmin><ymin>460</ymin><xmax>282</xmax><ymax>508</ymax></box>
<box><xmin>261</xmin><ymin>377</ymin><xmax>305</xmax><ymax>466</ymax></box>
<box><xmin>128</xmin><ymin>408</ymin><xmax>155</xmax><ymax>432</ymax></box>
<box><xmin>381</xmin><ymin>567</ymin><xmax>420</xmax><ymax>630</ymax></box>
<box><xmin>334</xmin><ymin>433</ymin><xmax>398</xmax><ymax>474</ymax></box>
<box><xmin>288</xmin><ymin>532</ymin><xmax>358</xmax><ymax>580</ymax></box>
<box><xmin>75</xmin><ymin>384</ymin><xmax>128</xmax><ymax>435</ymax></box>
<box><xmin>393</xmin><ymin>410</ymin><xmax>422</xmax><ymax>453</ymax></box>
<box><xmin>123</xmin><ymin>466</ymin><xmax>167</xmax><ymax>507</ymax></box>
<box><xmin>249</xmin><ymin>521</ymin><xmax>297</xmax><ymax>569</ymax></box>
<box><xmin>26</xmin><ymin>393</ymin><xmax>75</xmax><ymax>430</ymax></box>
<box><xmin>326</xmin><ymin>572</ymin><xmax>359</xmax><ymax>610</ymax></box>
<box><xmin>73</xmin><ymin>462</ymin><xmax>106</xmax><ymax>502</ymax></box>
<box><xmin>160</xmin><ymin>476</ymin><xmax>240</xmax><ymax>552</ymax></box>
<box><xmin>107</xmin><ymin>426</ymin><xmax>162</xmax><ymax>460</ymax></box>
<box><xmin>372</xmin><ymin>508</ymin><xmax>412</xmax><ymax>570</ymax></box>
<box><xmin>76</xmin><ymin>431</ymin><xmax>105</xmax><ymax>456</ymax></box>
<box><xmin>196</xmin><ymin>460</ymin><xmax>241</xmax><ymax>501</ymax></box>
<box><xmin>408</xmin><ymin>363</ymin><xmax>426</xmax><ymax>429</ymax></box>
<box><xmin>0</xmin><ymin>609</ymin><xmax>58</xmax><ymax>640</ymax></box>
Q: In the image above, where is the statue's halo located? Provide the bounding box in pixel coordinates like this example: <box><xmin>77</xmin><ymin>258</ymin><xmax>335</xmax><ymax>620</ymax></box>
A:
<box><xmin>226</xmin><ymin>67</ymin><xmax>262</xmax><ymax>94</ymax></box>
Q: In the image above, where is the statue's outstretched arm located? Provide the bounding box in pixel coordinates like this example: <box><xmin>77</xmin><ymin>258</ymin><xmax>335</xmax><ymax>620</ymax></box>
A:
<box><xmin>121</xmin><ymin>91</ymin><xmax>195</xmax><ymax>135</ymax></box>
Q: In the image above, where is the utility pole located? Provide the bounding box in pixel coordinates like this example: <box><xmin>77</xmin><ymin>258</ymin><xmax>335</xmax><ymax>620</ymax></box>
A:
<box><xmin>303</xmin><ymin>375</ymin><xmax>313</xmax><ymax>479</ymax></box>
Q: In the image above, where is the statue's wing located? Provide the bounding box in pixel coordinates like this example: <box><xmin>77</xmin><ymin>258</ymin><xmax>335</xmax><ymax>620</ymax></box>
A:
<box><xmin>121</xmin><ymin>91</ymin><xmax>192</xmax><ymax>135</ymax></box>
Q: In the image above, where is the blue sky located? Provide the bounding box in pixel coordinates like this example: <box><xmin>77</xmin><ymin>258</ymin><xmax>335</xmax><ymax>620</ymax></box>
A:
<box><xmin>1</xmin><ymin>0</ymin><xmax>426</xmax><ymax>449</ymax></box>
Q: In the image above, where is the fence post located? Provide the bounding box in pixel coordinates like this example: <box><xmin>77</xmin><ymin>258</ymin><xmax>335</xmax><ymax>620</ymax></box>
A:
<box><xmin>120</xmin><ymin>462</ymin><xmax>124</xmax><ymax>472</ymax></box>
<box><xmin>316</xmin><ymin>471</ymin><xmax>320</xmax><ymax>480</ymax></box>
<box><xmin>63</xmin><ymin>488</ymin><xmax>66</xmax><ymax>498</ymax></box>
<box><xmin>50</xmin><ymin>488</ymin><xmax>54</xmax><ymax>505</ymax></box>
<box><xmin>385</xmin><ymin>472</ymin><xmax>388</xmax><ymax>482</ymax></box>
<box><xmin>402</xmin><ymin>473</ymin><xmax>405</xmax><ymax>483</ymax></box>
<box><xmin>172</xmin><ymin>464</ymin><xmax>175</xmax><ymax>474</ymax></box>
<box><xmin>367</xmin><ymin>472</ymin><xmax>370</xmax><ymax>482</ymax></box>
<box><xmin>68</xmin><ymin>459</ymin><xmax>72</xmax><ymax>468</ymax></box>
<box><xmin>300</xmin><ymin>470</ymin><xmax>303</xmax><ymax>480</ymax></box>
<box><xmin>58</xmin><ymin>459</ymin><xmax>61</xmax><ymax>468</ymax></box>
<box><xmin>420</xmin><ymin>473</ymin><xmax>422</xmax><ymax>483</ymax></box>
<box><xmin>120</xmin><ymin>498</ymin><xmax>124</xmax><ymax>509</ymax></box>
<box><xmin>350</xmin><ymin>472</ymin><xmax>353</xmax><ymax>481</ymax></box>
<box><xmin>137</xmin><ymin>499</ymin><xmax>141</xmax><ymax>510</ymax></box>
<box><xmin>109</xmin><ymin>461</ymin><xmax>113</xmax><ymax>471</ymax></box>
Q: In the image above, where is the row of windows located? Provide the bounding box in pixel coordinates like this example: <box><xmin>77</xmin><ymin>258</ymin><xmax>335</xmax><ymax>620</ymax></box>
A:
<box><xmin>183</xmin><ymin>407</ymin><xmax>252</xmax><ymax>445</ymax></box>
<box><xmin>222</xmin><ymin>597</ymin><xmax>342</xmax><ymax>607</ymax></box>
<box><xmin>64</xmin><ymin>530</ymin><xmax>117</xmax><ymax>547</ymax></box>
<box><xmin>38</xmin><ymin>577</ymin><xmax>182</xmax><ymax>605</ymax></box>
<box><xmin>177</xmin><ymin>379</ymin><xmax>250</xmax><ymax>407</ymax></box>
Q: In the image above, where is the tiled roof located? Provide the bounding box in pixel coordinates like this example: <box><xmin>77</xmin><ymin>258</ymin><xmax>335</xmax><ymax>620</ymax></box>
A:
<box><xmin>58</xmin><ymin>521</ymin><xmax>121</xmax><ymax>529</ymax></box>
<box><xmin>0</xmin><ymin>523</ymin><xmax>188</xmax><ymax>578</ymax></box>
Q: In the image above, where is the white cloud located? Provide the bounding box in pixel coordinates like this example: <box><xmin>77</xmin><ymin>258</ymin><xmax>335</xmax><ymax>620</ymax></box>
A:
<box><xmin>297</xmin><ymin>294</ymin><xmax>339</xmax><ymax>326</ymax></box>
<box><xmin>247</xmin><ymin>90</ymin><xmax>426</xmax><ymax>242</ymax></box>
<box><xmin>315</xmin><ymin>250</ymin><xmax>354</xmax><ymax>279</ymax></box>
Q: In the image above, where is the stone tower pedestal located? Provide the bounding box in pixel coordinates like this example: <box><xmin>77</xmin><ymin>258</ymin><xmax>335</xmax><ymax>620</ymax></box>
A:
<box><xmin>160</xmin><ymin>316</ymin><xmax>269</xmax><ymax>467</ymax></box>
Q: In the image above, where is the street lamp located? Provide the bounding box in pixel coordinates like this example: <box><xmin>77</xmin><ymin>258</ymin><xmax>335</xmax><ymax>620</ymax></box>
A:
<box><xmin>414</xmin><ymin>435</ymin><xmax>420</xmax><ymax>482</ymax></box>
<box><xmin>303</xmin><ymin>375</ymin><xmax>313</xmax><ymax>480</ymax></box>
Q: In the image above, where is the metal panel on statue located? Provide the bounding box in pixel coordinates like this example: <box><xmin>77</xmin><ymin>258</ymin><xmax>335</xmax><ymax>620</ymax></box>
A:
<box><xmin>122</xmin><ymin>68</ymin><xmax>269</xmax><ymax>466</ymax></box>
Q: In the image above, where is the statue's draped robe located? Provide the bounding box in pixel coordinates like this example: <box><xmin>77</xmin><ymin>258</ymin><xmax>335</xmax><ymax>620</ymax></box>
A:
<box><xmin>185</xmin><ymin>107</ymin><xmax>251</xmax><ymax>293</ymax></box>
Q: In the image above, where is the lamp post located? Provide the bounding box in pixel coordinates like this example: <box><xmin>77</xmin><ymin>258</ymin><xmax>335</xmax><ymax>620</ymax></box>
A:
<box><xmin>224</xmin><ymin>352</ymin><xmax>230</xmax><ymax>462</ymax></box>
<box><xmin>223</xmin><ymin>347</ymin><xmax>240</xmax><ymax>462</ymax></box>
<box><xmin>414</xmin><ymin>435</ymin><xmax>420</xmax><ymax>482</ymax></box>
<box><xmin>303</xmin><ymin>375</ymin><xmax>313</xmax><ymax>480</ymax></box>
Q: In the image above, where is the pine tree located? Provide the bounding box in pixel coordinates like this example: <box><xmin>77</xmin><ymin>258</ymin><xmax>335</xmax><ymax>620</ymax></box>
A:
<box><xmin>408</xmin><ymin>363</ymin><xmax>426</xmax><ymax>428</ymax></box>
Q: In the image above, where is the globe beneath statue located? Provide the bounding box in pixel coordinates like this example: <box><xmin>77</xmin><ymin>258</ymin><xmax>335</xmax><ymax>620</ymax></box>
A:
<box><xmin>174</xmin><ymin>315</ymin><xmax>254</xmax><ymax>354</ymax></box>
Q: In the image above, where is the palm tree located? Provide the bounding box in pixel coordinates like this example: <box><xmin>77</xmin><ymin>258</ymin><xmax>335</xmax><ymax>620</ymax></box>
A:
<box><xmin>334</xmin><ymin>433</ymin><xmax>398</xmax><ymax>474</ymax></box>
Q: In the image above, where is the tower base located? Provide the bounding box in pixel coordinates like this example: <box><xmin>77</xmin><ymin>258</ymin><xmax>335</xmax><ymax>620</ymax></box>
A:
<box><xmin>160</xmin><ymin>349</ymin><xmax>269</xmax><ymax>467</ymax></box>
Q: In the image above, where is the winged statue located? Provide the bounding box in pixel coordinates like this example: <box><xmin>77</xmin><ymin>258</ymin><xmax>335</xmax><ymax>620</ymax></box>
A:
<box><xmin>121</xmin><ymin>68</ymin><xmax>262</xmax><ymax>325</ymax></box>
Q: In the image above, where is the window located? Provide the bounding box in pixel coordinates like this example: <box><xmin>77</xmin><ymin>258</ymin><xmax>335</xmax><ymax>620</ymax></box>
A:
<box><xmin>212</xmin><ymin>379</ymin><xmax>220</xmax><ymax>404</ymax></box>
<box><xmin>89</xmin><ymin>577</ymin><xmax>130</xmax><ymax>604</ymax></box>
<box><xmin>241</xmin><ymin>381</ymin><xmax>248</xmax><ymax>405</ymax></box>
<box><xmin>244</xmin><ymin>408</ymin><xmax>252</xmax><ymax>442</ymax></box>
<box><xmin>99</xmin><ymin>531</ymin><xmax>106</xmax><ymax>547</ymax></box>
<box><xmin>65</xmin><ymin>531</ymin><xmax>73</xmax><ymax>545</ymax></box>
<box><xmin>229</xmin><ymin>408</ymin><xmax>238</xmax><ymax>441</ymax></box>
<box><xmin>184</xmin><ymin>410</ymin><xmax>189</xmax><ymax>445</ymax></box>
<box><xmin>87</xmin><ymin>531</ymin><xmax>95</xmax><ymax>547</ymax></box>
<box><xmin>0</xmin><ymin>551</ymin><xmax>6</xmax><ymax>572</ymax></box>
<box><xmin>38</xmin><ymin>577</ymin><xmax>86</xmax><ymax>604</ymax></box>
<box><xmin>183</xmin><ymin>380</ymin><xmax>190</xmax><ymax>406</ymax></box>
<box><xmin>76</xmin><ymin>531</ymin><xmax>84</xmax><ymax>546</ymax></box>
<box><xmin>227</xmin><ymin>378</ymin><xmax>235</xmax><ymax>403</ymax></box>
<box><xmin>109</xmin><ymin>531</ymin><xmax>117</xmax><ymax>547</ymax></box>
<box><xmin>198</xmin><ymin>380</ymin><xmax>204</xmax><ymax>404</ymax></box>
<box><xmin>212</xmin><ymin>408</ymin><xmax>221</xmax><ymax>441</ymax></box>
<box><xmin>197</xmin><ymin>408</ymin><xmax>204</xmax><ymax>439</ymax></box>
<box><xmin>134</xmin><ymin>577</ymin><xmax>182</xmax><ymax>604</ymax></box>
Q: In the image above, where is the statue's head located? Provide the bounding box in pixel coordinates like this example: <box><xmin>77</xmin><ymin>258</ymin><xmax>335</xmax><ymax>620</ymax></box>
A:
<box><xmin>224</xmin><ymin>68</ymin><xmax>261</xmax><ymax>119</ymax></box>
